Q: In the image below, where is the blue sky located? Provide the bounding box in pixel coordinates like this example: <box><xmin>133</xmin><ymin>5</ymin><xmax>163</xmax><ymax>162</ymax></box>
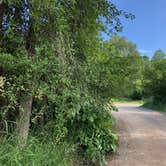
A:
<box><xmin>108</xmin><ymin>0</ymin><xmax>166</xmax><ymax>57</ymax></box>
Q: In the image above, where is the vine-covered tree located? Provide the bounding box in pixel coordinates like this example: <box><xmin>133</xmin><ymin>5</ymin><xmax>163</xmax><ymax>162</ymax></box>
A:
<box><xmin>0</xmin><ymin>0</ymin><xmax>133</xmax><ymax>164</ymax></box>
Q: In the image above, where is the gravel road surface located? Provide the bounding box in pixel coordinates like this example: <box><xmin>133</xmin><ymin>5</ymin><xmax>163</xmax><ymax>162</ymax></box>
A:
<box><xmin>107</xmin><ymin>103</ymin><xmax>166</xmax><ymax>166</ymax></box>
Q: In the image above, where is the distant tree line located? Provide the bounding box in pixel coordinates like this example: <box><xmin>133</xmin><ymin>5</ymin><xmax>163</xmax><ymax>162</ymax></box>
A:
<box><xmin>104</xmin><ymin>35</ymin><xmax>166</xmax><ymax>107</ymax></box>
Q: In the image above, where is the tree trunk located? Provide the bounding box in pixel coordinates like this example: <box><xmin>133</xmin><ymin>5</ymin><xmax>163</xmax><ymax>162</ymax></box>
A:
<box><xmin>17</xmin><ymin>94</ymin><xmax>33</xmax><ymax>145</ymax></box>
<box><xmin>16</xmin><ymin>4</ymin><xmax>35</xmax><ymax>145</ymax></box>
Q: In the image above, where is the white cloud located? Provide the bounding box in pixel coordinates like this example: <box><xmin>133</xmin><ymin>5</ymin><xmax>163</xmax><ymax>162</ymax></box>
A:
<box><xmin>138</xmin><ymin>49</ymin><xmax>152</xmax><ymax>54</ymax></box>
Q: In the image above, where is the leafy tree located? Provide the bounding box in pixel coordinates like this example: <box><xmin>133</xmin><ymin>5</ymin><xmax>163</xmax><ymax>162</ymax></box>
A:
<box><xmin>143</xmin><ymin>55</ymin><xmax>166</xmax><ymax>103</ymax></box>
<box><xmin>0</xmin><ymin>0</ymin><xmax>132</xmax><ymax>164</ymax></box>
<box><xmin>152</xmin><ymin>49</ymin><xmax>166</xmax><ymax>61</ymax></box>
<box><xmin>101</xmin><ymin>35</ymin><xmax>144</xmax><ymax>99</ymax></box>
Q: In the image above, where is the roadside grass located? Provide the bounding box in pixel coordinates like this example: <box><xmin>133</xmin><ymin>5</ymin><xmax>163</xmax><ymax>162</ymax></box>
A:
<box><xmin>112</xmin><ymin>98</ymin><xmax>166</xmax><ymax>112</ymax></box>
<box><xmin>112</xmin><ymin>98</ymin><xmax>144</xmax><ymax>105</ymax></box>
<box><xmin>143</xmin><ymin>102</ymin><xmax>166</xmax><ymax>112</ymax></box>
<box><xmin>0</xmin><ymin>136</ymin><xmax>82</xmax><ymax>166</ymax></box>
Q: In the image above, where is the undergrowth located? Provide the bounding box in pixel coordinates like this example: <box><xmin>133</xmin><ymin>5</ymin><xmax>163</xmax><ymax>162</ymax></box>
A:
<box><xmin>143</xmin><ymin>102</ymin><xmax>166</xmax><ymax>112</ymax></box>
<box><xmin>0</xmin><ymin>136</ymin><xmax>78</xmax><ymax>166</ymax></box>
<box><xmin>112</xmin><ymin>98</ymin><xmax>144</xmax><ymax>104</ymax></box>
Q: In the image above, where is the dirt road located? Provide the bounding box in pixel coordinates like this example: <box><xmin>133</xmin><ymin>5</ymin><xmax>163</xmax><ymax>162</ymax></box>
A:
<box><xmin>107</xmin><ymin>103</ymin><xmax>166</xmax><ymax>166</ymax></box>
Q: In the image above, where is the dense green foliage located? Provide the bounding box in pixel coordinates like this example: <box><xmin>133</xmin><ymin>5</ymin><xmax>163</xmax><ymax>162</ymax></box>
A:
<box><xmin>0</xmin><ymin>0</ymin><xmax>134</xmax><ymax>165</ymax></box>
<box><xmin>103</xmin><ymin>36</ymin><xmax>166</xmax><ymax>110</ymax></box>
<box><xmin>102</xmin><ymin>35</ymin><xmax>145</xmax><ymax>100</ymax></box>
<box><xmin>143</xmin><ymin>50</ymin><xmax>166</xmax><ymax>107</ymax></box>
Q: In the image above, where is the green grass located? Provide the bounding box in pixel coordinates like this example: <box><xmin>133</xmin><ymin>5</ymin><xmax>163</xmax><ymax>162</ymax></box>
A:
<box><xmin>143</xmin><ymin>102</ymin><xmax>166</xmax><ymax>112</ymax></box>
<box><xmin>0</xmin><ymin>136</ymin><xmax>80</xmax><ymax>166</ymax></box>
<box><xmin>112</xmin><ymin>98</ymin><xmax>144</xmax><ymax>105</ymax></box>
<box><xmin>112</xmin><ymin>98</ymin><xmax>166</xmax><ymax>112</ymax></box>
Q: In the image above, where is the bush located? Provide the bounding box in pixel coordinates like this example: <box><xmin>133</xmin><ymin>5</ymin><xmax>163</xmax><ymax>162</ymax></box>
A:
<box><xmin>67</xmin><ymin>99</ymin><xmax>118</xmax><ymax>165</ymax></box>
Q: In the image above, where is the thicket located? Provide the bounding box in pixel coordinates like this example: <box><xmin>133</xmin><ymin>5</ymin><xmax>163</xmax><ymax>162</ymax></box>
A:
<box><xmin>0</xmin><ymin>0</ymin><xmax>134</xmax><ymax>165</ymax></box>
